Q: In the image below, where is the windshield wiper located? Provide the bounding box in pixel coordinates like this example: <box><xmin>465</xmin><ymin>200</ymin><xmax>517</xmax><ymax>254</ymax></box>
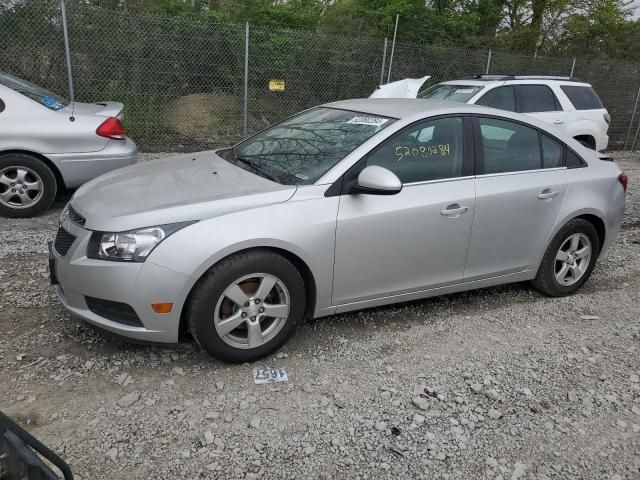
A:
<box><xmin>234</xmin><ymin>155</ymin><xmax>282</xmax><ymax>183</ymax></box>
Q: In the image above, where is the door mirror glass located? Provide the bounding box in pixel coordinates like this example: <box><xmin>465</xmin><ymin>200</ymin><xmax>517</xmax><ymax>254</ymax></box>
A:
<box><xmin>354</xmin><ymin>166</ymin><xmax>402</xmax><ymax>195</ymax></box>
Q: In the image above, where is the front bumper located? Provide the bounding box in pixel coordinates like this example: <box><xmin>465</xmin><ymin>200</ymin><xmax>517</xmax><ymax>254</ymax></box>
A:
<box><xmin>47</xmin><ymin>137</ymin><xmax>138</xmax><ymax>189</ymax></box>
<box><xmin>50</xmin><ymin>220</ymin><xmax>190</xmax><ymax>343</ymax></box>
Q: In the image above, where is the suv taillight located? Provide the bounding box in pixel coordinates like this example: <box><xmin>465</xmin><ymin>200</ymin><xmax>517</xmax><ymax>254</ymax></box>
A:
<box><xmin>96</xmin><ymin>117</ymin><xmax>126</xmax><ymax>140</ymax></box>
<box><xmin>619</xmin><ymin>173</ymin><xmax>628</xmax><ymax>193</ymax></box>
<box><xmin>604</xmin><ymin>113</ymin><xmax>611</xmax><ymax>125</ymax></box>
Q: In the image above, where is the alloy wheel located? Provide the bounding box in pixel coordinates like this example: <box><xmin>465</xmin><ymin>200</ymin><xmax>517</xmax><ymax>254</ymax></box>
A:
<box><xmin>554</xmin><ymin>233</ymin><xmax>592</xmax><ymax>286</ymax></box>
<box><xmin>0</xmin><ymin>166</ymin><xmax>44</xmax><ymax>209</ymax></box>
<box><xmin>214</xmin><ymin>273</ymin><xmax>290</xmax><ymax>349</ymax></box>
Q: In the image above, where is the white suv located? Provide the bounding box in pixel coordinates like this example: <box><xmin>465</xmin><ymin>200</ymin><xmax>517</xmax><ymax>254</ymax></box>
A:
<box><xmin>372</xmin><ymin>75</ymin><xmax>611</xmax><ymax>151</ymax></box>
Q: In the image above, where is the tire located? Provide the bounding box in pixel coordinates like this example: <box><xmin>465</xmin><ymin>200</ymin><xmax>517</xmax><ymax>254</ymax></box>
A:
<box><xmin>0</xmin><ymin>153</ymin><xmax>57</xmax><ymax>218</ymax></box>
<box><xmin>531</xmin><ymin>219</ymin><xmax>600</xmax><ymax>297</ymax></box>
<box><xmin>187</xmin><ymin>250</ymin><xmax>306</xmax><ymax>363</ymax></box>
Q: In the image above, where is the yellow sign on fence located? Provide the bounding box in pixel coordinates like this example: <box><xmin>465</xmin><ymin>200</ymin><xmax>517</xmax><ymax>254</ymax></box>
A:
<box><xmin>269</xmin><ymin>80</ymin><xmax>285</xmax><ymax>91</ymax></box>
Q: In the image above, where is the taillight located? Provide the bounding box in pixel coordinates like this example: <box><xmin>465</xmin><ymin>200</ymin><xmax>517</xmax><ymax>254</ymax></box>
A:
<box><xmin>96</xmin><ymin>117</ymin><xmax>126</xmax><ymax>140</ymax></box>
<box><xmin>604</xmin><ymin>113</ymin><xmax>611</xmax><ymax>125</ymax></box>
<box><xmin>619</xmin><ymin>173</ymin><xmax>628</xmax><ymax>193</ymax></box>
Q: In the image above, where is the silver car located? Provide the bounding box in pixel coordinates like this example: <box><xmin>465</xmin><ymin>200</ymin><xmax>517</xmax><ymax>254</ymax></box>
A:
<box><xmin>50</xmin><ymin>99</ymin><xmax>627</xmax><ymax>362</ymax></box>
<box><xmin>0</xmin><ymin>72</ymin><xmax>137</xmax><ymax>217</ymax></box>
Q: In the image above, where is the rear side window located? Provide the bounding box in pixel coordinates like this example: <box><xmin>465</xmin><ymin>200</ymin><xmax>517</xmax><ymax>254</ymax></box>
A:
<box><xmin>541</xmin><ymin>134</ymin><xmax>564</xmax><ymax>168</ymax></box>
<box><xmin>479</xmin><ymin>118</ymin><xmax>541</xmax><ymax>173</ymax></box>
<box><xmin>560</xmin><ymin>86</ymin><xmax>604</xmax><ymax>110</ymax></box>
<box><xmin>566</xmin><ymin>149</ymin><xmax>587</xmax><ymax>168</ymax></box>
<box><xmin>518</xmin><ymin>85</ymin><xmax>560</xmax><ymax>113</ymax></box>
<box><xmin>475</xmin><ymin>86</ymin><xmax>516</xmax><ymax>112</ymax></box>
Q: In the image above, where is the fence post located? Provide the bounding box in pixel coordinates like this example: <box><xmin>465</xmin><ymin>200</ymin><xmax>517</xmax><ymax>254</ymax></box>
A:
<box><xmin>386</xmin><ymin>14</ymin><xmax>399</xmax><ymax>84</ymax></box>
<box><xmin>633</xmin><ymin>116</ymin><xmax>640</xmax><ymax>151</ymax></box>
<box><xmin>624</xmin><ymin>85</ymin><xmax>640</xmax><ymax>150</ymax></box>
<box><xmin>243</xmin><ymin>22</ymin><xmax>249</xmax><ymax>139</ymax></box>
<box><xmin>485</xmin><ymin>50</ymin><xmax>491</xmax><ymax>75</ymax></box>
<box><xmin>59</xmin><ymin>0</ymin><xmax>75</xmax><ymax>117</ymax></box>
<box><xmin>569</xmin><ymin>57</ymin><xmax>576</xmax><ymax>78</ymax></box>
<box><xmin>379</xmin><ymin>37</ymin><xmax>388</xmax><ymax>86</ymax></box>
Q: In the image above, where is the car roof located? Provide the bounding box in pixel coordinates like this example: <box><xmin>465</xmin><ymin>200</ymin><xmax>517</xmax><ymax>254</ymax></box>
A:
<box><xmin>323</xmin><ymin>98</ymin><xmax>481</xmax><ymax>119</ymax></box>
<box><xmin>439</xmin><ymin>77</ymin><xmax>592</xmax><ymax>88</ymax></box>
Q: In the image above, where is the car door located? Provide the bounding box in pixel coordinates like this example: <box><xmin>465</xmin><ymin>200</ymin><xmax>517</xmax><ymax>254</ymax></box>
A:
<box><xmin>332</xmin><ymin>116</ymin><xmax>475</xmax><ymax>306</ymax></box>
<box><xmin>464</xmin><ymin>116</ymin><xmax>568</xmax><ymax>280</ymax></box>
<box><xmin>516</xmin><ymin>84</ymin><xmax>567</xmax><ymax>131</ymax></box>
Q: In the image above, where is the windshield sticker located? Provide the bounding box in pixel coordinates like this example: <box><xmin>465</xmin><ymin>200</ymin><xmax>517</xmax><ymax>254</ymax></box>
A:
<box><xmin>454</xmin><ymin>88</ymin><xmax>476</xmax><ymax>94</ymax></box>
<box><xmin>294</xmin><ymin>173</ymin><xmax>309</xmax><ymax>180</ymax></box>
<box><xmin>347</xmin><ymin>116</ymin><xmax>389</xmax><ymax>126</ymax></box>
<box><xmin>395</xmin><ymin>144</ymin><xmax>451</xmax><ymax>162</ymax></box>
<box><xmin>40</xmin><ymin>96</ymin><xmax>65</xmax><ymax>110</ymax></box>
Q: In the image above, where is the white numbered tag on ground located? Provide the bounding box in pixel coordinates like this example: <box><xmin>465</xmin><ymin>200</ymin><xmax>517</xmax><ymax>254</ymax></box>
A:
<box><xmin>253</xmin><ymin>367</ymin><xmax>288</xmax><ymax>384</ymax></box>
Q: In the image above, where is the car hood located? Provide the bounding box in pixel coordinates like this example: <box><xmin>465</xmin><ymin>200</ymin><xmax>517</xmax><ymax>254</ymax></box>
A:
<box><xmin>72</xmin><ymin>151</ymin><xmax>297</xmax><ymax>231</ymax></box>
<box><xmin>369</xmin><ymin>76</ymin><xmax>431</xmax><ymax>99</ymax></box>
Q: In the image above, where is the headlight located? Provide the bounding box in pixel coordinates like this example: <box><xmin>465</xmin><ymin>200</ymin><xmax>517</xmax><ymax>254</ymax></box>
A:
<box><xmin>87</xmin><ymin>222</ymin><xmax>195</xmax><ymax>262</ymax></box>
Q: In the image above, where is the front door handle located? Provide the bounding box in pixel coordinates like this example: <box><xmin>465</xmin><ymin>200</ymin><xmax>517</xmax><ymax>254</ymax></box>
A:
<box><xmin>553</xmin><ymin>120</ymin><xmax>564</xmax><ymax>125</ymax></box>
<box><xmin>538</xmin><ymin>189</ymin><xmax>559</xmax><ymax>200</ymax></box>
<box><xmin>441</xmin><ymin>204</ymin><xmax>468</xmax><ymax>217</ymax></box>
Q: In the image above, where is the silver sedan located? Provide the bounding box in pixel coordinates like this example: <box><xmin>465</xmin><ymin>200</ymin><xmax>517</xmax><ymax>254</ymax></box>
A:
<box><xmin>0</xmin><ymin>72</ymin><xmax>137</xmax><ymax>217</ymax></box>
<box><xmin>50</xmin><ymin>99</ymin><xmax>626</xmax><ymax>362</ymax></box>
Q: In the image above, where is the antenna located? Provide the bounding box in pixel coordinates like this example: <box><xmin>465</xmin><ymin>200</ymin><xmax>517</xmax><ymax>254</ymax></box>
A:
<box><xmin>60</xmin><ymin>0</ymin><xmax>75</xmax><ymax>121</ymax></box>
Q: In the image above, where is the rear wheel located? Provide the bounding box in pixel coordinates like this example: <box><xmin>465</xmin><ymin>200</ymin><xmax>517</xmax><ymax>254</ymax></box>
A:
<box><xmin>187</xmin><ymin>250</ymin><xmax>306</xmax><ymax>363</ymax></box>
<box><xmin>531</xmin><ymin>219</ymin><xmax>600</xmax><ymax>296</ymax></box>
<box><xmin>0</xmin><ymin>154</ymin><xmax>57</xmax><ymax>218</ymax></box>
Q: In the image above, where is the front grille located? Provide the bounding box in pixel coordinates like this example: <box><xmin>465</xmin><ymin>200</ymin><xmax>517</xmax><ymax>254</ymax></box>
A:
<box><xmin>53</xmin><ymin>227</ymin><xmax>76</xmax><ymax>256</ymax></box>
<box><xmin>67</xmin><ymin>204</ymin><xmax>86</xmax><ymax>227</ymax></box>
<box><xmin>85</xmin><ymin>296</ymin><xmax>144</xmax><ymax>327</ymax></box>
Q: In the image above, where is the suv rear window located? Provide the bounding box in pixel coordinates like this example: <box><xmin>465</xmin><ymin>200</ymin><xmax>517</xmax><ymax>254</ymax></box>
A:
<box><xmin>560</xmin><ymin>85</ymin><xmax>604</xmax><ymax>110</ymax></box>
<box><xmin>418</xmin><ymin>84</ymin><xmax>484</xmax><ymax>103</ymax></box>
<box><xmin>518</xmin><ymin>85</ymin><xmax>560</xmax><ymax>113</ymax></box>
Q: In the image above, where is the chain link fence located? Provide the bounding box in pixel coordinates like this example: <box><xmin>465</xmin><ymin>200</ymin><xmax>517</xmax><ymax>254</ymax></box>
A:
<box><xmin>2</xmin><ymin>0</ymin><xmax>640</xmax><ymax>152</ymax></box>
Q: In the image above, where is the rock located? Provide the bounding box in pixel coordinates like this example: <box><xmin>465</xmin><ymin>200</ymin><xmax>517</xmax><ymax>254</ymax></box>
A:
<box><xmin>172</xmin><ymin>367</ymin><xmax>185</xmax><ymax>376</ymax></box>
<box><xmin>412</xmin><ymin>397</ymin><xmax>429</xmax><ymax>411</ymax></box>
<box><xmin>249</xmin><ymin>417</ymin><xmax>261</xmax><ymax>429</ymax></box>
<box><xmin>567</xmin><ymin>391</ymin><xmax>579</xmax><ymax>402</ymax></box>
<box><xmin>117</xmin><ymin>392</ymin><xmax>140</xmax><ymax>408</ymax></box>
<box><xmin>630</xmin><ymin>373</ymin><xmax>639</xmax><ymax>383</ymax></box>
<box><xmin>484</xmin><ymin>389</ymin><xmax>499</xmax><ymax>401</ymax></box>
<box><xmin>413</xmin><ymin>414</ymin><xmax>425</xmax><ymax>425</ymax></box>
<box><xmin>488</xmin><ymin>409</ymin><xmax>503</xmax><ymax>420</ymax></box>
<box><xmin>374</xmin><ymin>421</ymin><xmax>387</xmax><ymax>432</ymax></box>
<box><xmin>632</xmin><ymin>405</ymin><xmax>640</xmax><ymax>415</ymax></box>
<box><xmin>470</xmin><ymin>383</ymin><xmax>483</xmax><ymax>393</ymax></box>
<box><xmin>302</xmin><ymin>383</ymin><xmax>313</xmax><ymax>393</ymax></box>
<box><xmin>105</xmin><ymin>448</ymin><xmax>118</xmax><ymax>461</ymax></box>
<box><xmin>275</xmin><ymin>352</ymin><xmax>286</xmax><ymax>359</ymax></box>
<box><xmin>510</xmin><ymin>462</ymin><xmax>526</xmax><ymax>480</ymax></box>
<box><xmin>204</xmin><ymin>430</ymin><xmax>215</xmax><ymax>445</ymax></box>
<box><xmin>302</xmin><ymin>446</ymin><xmax>315</xmax><ymax>456</ymax></box>
<box><xmin>239</xmin><ymin>400</ymin><xmax>249</xmax><ymax>410</ymax></box>
<box><xmin>215</xmin><ymin>381</ymin><xmax>224</xmax><ymax>390</ymax></box>
<box><xmin>380</xmin><ymin>391</ymin><xmax>392</xmax><ymax>400</ymax></box>
<box><xmin>579</xmin><ymin>315</ymin><xmax>600</xmax><ymax>320</ymax></box>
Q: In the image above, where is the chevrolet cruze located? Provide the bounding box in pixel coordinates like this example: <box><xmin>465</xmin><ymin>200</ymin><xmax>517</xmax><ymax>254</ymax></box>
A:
<box><xmin>49</xmin><ymin>99</ymin><xmax>627</xmax><ymax>362</ymax></box>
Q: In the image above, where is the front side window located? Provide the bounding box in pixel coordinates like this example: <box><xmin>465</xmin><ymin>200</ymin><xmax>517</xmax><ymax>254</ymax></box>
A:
<box><xmin>479</xmin><ymin>118</ymin><xmax>542</xmax><ymax>174</ymax></box>
<box><xmin>0</xmin><ymin>73</ymin><xmax>68</xmax><ymax>111</ymax></box>
<box><xmin>518</xmin><ymin>85</ymin><xmax>560</xmax><ymax>113</ymax></box>
<box><xmin>418</xmin><ymin>84</ymin><xmax>484</xmax><ymax>103</ymax></box>
<box><xmin>475</xmin><ymin>86</ymin><xmax>516</xmax><ymax>112</ymax></box>
<box><xmin>366</xmin><ymin>117</ymin><xmax>464</xmax><ymax>183</ymax></box>
<box><xmin>229</xmin><ymin>107</ymin><xmax>395</xmax><ymax>185</ymax></box>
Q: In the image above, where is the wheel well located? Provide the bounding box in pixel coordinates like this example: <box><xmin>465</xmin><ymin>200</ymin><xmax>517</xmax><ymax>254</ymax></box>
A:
<box><xmin>0</xmin><ymin>150</ymin><xmax>65</xmax><ymax>191</ymax></box>
<box><xmin>576</xmin><ymin>214</ymin><xmax>605</xmax><ymax>251</ymax></box>
<box><xmin>178</xmin><ymin>246</ymin><xmax>318</xmax><ymax>340</ymax></box>
<box><xmin>573</xmin><ymin>135</ymin><xmax>596</xmax><ymax>149</ymax></box>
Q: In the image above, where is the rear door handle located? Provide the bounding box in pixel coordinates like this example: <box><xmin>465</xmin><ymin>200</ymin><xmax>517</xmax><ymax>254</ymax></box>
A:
<box><xmin>537</xmin><ymin>189</ymin><xmax>559</xmax><ymax>200</ymax></box>
<box><xmin>441</xmin><ymin>204</ymin><xmax>468</xmax><ymax>217</ymax></box>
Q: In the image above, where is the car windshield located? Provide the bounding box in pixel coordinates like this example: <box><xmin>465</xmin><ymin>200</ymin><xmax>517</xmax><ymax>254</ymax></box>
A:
<box><xmin>418</xmin><ymin>84</ymin><xmax>484</xmax><ymax>103</ymax></box>
<box><xmin>0</xmin><ymin>73</ymin><xmax>68</xmax><ymax>111</ymax></box>
<box><xmin>226</xmin><ymin>107</ymin><xmax>395</xmax><ymax>185</ymax></box>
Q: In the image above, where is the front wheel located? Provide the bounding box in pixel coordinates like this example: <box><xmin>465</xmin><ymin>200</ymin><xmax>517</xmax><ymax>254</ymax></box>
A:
<box><xmin>531</xmin><ymin>219</ymin><xmax>600</xmax><ymax>296</ymax></box>
<box><xmin>0</xmin><ymin>154</ymin><xmax>57</xmax><ymax>218</ymax></box>
<box><xmin>187</xmin><ymin>250</ymin><xmax>306</xmax><ymax>363</ymax></box>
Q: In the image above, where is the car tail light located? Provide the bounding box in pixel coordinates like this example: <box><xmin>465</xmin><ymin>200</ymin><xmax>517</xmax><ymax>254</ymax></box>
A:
<box><xmin>619</xmin><ymin>173</ymin><xmax>628</xmax><ymax>193</ymax></box>
<box><xmin>604</xmin><ymin>113</ymin><xmax>611</xmax><ymax>125</ymax></box>
<box><xmin>96</xmin><ymin>117</ymin><xmax>126</xmax><ymax>140</ymax></box>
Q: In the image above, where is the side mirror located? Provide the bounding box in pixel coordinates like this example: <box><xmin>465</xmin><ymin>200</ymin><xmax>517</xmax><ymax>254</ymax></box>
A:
<box><xmin>352</xmin><ymin>166</ymin><xmax>402</xmax><ymax>195</ymax></box>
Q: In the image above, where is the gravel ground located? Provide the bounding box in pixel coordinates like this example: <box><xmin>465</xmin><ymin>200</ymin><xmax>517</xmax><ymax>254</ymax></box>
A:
<box><xmin>1</xmin><ymin>152</ymin><xmax>639</xmax><ymax>480</ymax></box>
